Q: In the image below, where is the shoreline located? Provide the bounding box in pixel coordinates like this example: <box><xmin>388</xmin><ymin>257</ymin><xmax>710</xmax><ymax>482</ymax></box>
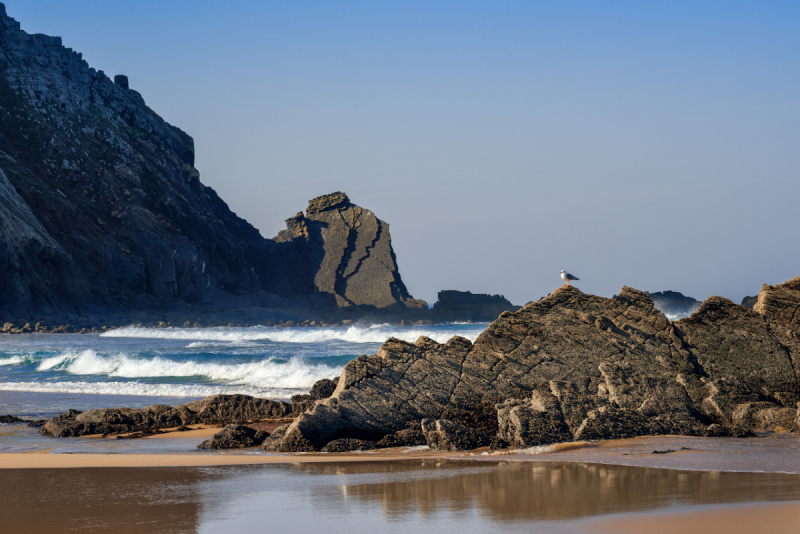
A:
<box><xmin>3</xmin><ymin>433</ymin><xmax>799</xmax><ymax>473</ymax></box>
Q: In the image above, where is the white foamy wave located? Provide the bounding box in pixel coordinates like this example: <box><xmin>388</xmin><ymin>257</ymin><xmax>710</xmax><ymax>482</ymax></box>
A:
<box><xmin>0</xmin><ymin>356</ymin><xmax>26</xmax><ymax>366</ymax></box>
<box><xmin>0</xmin><ymin>380</ymin><xmax>292</xmax><ymax>398</ymax></box>
<box><xmin>33</xmin><ymin>349</ymin><xmax>340</xmax><ymax>390</ymax></box>
<box><xmin>102</xmin><ymin>324</ymin><xmax>486</xmax><ymax>344</ymax></box>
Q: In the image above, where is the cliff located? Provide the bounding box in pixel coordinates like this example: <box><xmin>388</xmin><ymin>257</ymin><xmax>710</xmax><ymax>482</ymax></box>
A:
<box><xmin>267</xmin><ymin>276</ymin><xmax>800</xmax><ymax>451</ymax></box>
<box><xmin>0</xmin><ymin>5</ymin><xmax>419</xmax><ymax>322</ymax></box>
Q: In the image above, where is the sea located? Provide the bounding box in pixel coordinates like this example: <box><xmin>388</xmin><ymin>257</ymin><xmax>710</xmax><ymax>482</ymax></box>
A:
<box><xmin>0</xmin><ymin>323</ymin><xmax>488</xmax><ymax>418</ymax></box>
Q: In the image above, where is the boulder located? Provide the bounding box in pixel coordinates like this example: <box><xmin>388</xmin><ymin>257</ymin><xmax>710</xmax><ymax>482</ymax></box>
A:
<box><xmin>197</xmin><ymin>425</ymin><xmax>269</xmax><ymax>449</ymax></box>
<box><xmin>421</xmin><ymin>419</ymin><xmax>489</xmax><ymax>451</ymax></box>
<box><xmin>320</xmin><ymin>438</ymin><xmax>376</xmax><ymax>453</ymax></box>
<box><xmin>291</xmin><ymin>377</ymin><xmax>340</xmax><ymax>415</ymax></box>
<box><xmin>262</xmin><ymin>423</ymin><xmax>291</xmax><ymax>451</ymax></box>
<box><xmin>375</xmin><ymin>424</ymin><xmax>427</xmax><ymax>448</ymax></box>
<box><xmin>267</xmin><ymin>277</ymin><xmax>800</xmax><ymax>451</ymax></box>
<box><xmin>41</xmin><ymin>394</ymin><xmax>291</xmax><ymax>437</ymax></box>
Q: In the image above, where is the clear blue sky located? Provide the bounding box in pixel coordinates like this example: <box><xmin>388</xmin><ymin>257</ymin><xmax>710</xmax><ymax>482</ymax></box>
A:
<box><xmin>6</xmin><ymin>1</ymin><xmax>799</xmax><ymax>305</ymax></box>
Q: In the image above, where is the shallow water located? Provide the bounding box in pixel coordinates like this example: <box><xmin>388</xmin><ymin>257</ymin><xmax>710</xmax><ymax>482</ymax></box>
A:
<box><xmin>0</xmin><ymin>323</ymin><xmax>486</xmax><ymax>405</ymax></box>
<box><xmin>1</xmin><ymin>460</ymin><xmax>799</xmax><ymax>534</ymax></box>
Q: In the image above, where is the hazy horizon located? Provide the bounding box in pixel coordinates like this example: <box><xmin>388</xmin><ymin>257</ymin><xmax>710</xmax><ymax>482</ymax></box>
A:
<box><xmin>5</xmin><ymin>1</ymin><xmax>799</xmax><ymax>306</ymax></box>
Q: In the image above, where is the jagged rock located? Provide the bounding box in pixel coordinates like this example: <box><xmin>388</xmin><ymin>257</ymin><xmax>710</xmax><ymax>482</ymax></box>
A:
<box><xmin>262</xmin><ymin>423</ymin><xmax>291</xmax><ymax>451</ymax></box>
<box><xmin>375</xmin><ymin>424</ymin><xmax>427</xmax><ymax>448</ymax></box>
<box><xmin>421</xmin><ymin>419</ymin><xmax>489</xmax><ymax>451</ymax></box>
<box><xmin>320</xmin><ymin>438</ymin><xmax>376</xmax><ymax>452</ymax></box>
<box><xmin>646</xmin><ymin>290</ymin><xmax>700</xmax><ymax>319</ymax></box>
<box><xmin>0</xmin><ymin>414</ymin><xmax>23</xmax><ymax>423</ymax></box>
<box><xmin>431</xmin><ymin>290</ymin><xmax>520</xmax><ymax>322</ymax></box>
<box><xmin>741</xmin><ymin>296</ymin><xmax>758</xmax><ymax>309</ymax></box>
<box><xmin>40</xmin><ymin>394</ymin><xmax>291</xmax><ymax>437</ymax></box>
<box><xmin>497</xmin><ymin>392</ymin><xmax>572</xmax><ymax>448</ymax></box>
<box><xmin>269</xmin><ymin>192</ymin><xmax>427</xmax><ymax>311</ymax></box>
<box><xmin>290</xmin><ymin>377</ymin><xmax>340</xmax><ymax>415</ymax></box>
<box><xmin>197</xmin><ymin>424</ymin><xmax>268</xmax><ymax>449</ymax></box>
<box><xmin>183</xmin><ymin>394</ymin><xmax>291</xmax><ymax>424</ymax></box>
<box><xmin>270</xmin><ymin>277</ymin><xmax>800</xmax><ymax>451</ymax></box>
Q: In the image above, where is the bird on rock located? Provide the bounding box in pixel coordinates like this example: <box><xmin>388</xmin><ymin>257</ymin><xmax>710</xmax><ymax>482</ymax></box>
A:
<box><xmin>560</xmin><ymin>270</ymin><xmax>579</xmax><ymax>286</ymax></box>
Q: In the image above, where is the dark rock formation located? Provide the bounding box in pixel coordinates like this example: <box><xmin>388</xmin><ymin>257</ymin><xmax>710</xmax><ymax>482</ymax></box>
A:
<box><xmin>431</xmin><ymin>290</ymin><xmax>520</xmax><ymax>322</ymax></box>
<box><xmin>40</xmin><ymin>394</ymin><xmax>291</xmax><ymax>437</ymax></box>
<box><xmin>421</xmin><ymin>419</ymin><xmax>489</xmax><ymax>451</ymax></box>
<box><xmin>268</xmin><ymin>192</ymin><xmax>427</xmax><ymax>312</ymax></box>
<box><xmin>291</xmin><ymin>377</ymin><xmax>339</xmax><ymax>415</ymax></box>
<box><xmin>375</xmin><ymin>424</ymin><xmax>427</xmax><ymax>448</ymax></box>
<box><xmin>269</xmin><ymin>276</ymin><xmax>800</xmax><ymax>451</ymax></box>
<box><xmin>0</xmin><ymin>414</ymin><xmax>23</xmax><ymax>423</ymax></box>
<box><xmin>261</xmin><ymin>423</ymin><xmax>291</xmax><ymax>451</ymax></box>
<box><xmin>320</xmin><ymin>438</ymin><xmax>376</xmax><ymax>452</ymax></box>
<box><xmin>647</xmin><ymin>291</ymin><xmax>700</xmax><ymax>319</ymax></box>
<box><xmin>741</xmin><ymin>296</ymin><xmax>758</xmax><ymax>309</ymax></box>
<box><xmin>197</xmin><ymin>424</ymin><xmax>269</xmax><ymax>449</ymax></box>
<box><xmin>0</xmin><ymin>6</ymin><xmax>422</xmax><ymax>323</ymax></box>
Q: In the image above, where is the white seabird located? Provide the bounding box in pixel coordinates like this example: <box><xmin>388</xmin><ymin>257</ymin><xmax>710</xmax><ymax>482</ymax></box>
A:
<box><xmin>560</xmin><ymin>270</ymin><xmax>579</xmax><ymax>286</ymax></box>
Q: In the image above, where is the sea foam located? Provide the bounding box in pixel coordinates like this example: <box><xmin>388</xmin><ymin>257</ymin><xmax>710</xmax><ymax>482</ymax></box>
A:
<box><xmin>0</xmin><ymin>380</ymin><xmax>290</xmax><ymax>398</ymax></box>
<box><xmin>33</xmin><ymin>349</ymin><xmax>339</xmax><ymax>390</ymax></box>
<box><xmin>102</xmin><ymin>324</ymin><xmax>485</xmax><ymax>344</ymax></box>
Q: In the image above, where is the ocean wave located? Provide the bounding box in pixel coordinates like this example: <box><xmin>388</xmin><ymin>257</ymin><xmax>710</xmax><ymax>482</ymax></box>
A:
<box><xmin>102</xmin><ymin>324</ymin><xmax>486</xmax><ymax>344</ymax></box>
<box><xmin>33</xmin><ymin>350</ymin><xmax>340</xmax><ymax>390</ymax></box>
<box><xmin>0</xmin><ymin>380</ymin><xmax>293</xmax><ymax>398</ymax></box>
<box><xmin>0</xmin><ymin>355</ymin><xmax>26</xmax><ymax>366</ymax></box>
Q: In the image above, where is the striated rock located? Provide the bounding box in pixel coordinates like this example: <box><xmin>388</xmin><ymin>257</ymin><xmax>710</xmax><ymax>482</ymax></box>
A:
<box><xmin>40</xmin><ymin>394</ymin><xmax>291</xmax><ymax>437</ymax></box>
<box><xmin>269</xmin><ymin>192</ymin><xmax>426</xmax><ymax>311</ymax></box>
<box><xmin>421</xmin><ymin>419</ymin><xmax>489</xmax><ymax>451</ymax></box>
<box><xmin>431</xmin><ymin>290</ymin><xmax>520</xmax><ymax>322</ymax></box>
<box><xmin>197</xmin><ymin>424</ymin><xmax>269</xmax><ymax>449</ymax></box>
<box><xmin>320</xmin><ymin>438</ymin><xmax>376</xmax><ymax>453</ymax></box>
<box><xmin>270</xmin><ymin>277</ymin><xmax>800</xmax><ymax>451</ymax></box>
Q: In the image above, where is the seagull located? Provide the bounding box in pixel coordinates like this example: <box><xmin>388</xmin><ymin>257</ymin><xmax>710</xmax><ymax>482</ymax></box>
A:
<box><xmin>560</xmin><ymin>270</ymin><xmax>579</xmax><ymax>286</ymax></box>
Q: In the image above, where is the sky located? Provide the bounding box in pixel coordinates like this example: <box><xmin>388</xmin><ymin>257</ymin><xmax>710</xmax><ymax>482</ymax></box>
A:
<box><xmin>5</xmin><ymin>1</ymin><xmax>799</xmax><ymax>305</ymax></box>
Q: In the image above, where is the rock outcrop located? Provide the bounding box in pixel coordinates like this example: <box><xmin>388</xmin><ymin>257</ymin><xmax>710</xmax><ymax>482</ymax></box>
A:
<box><xmin>268</xmin><ymin>192</ymin><xmax>427</xmax><ymax>312</ymax></box>
<box><xmin>0</xmin><ymin>6</ymin><xmax>422</xmax><ymax>322</ymax></box>
<box><xmin>40</xmin><ymin>394</ymin><xmax>291</xmax><ymax>437</ymax></box>
<box><xmin>271</xmin><ymin>277</ymin><xmax>800</xmax><ymax>451</ymax></box>
<box><xmin>431</xmin><ymin>290</ymin><xmax>520</xmax><ymax>322</ymax></box>
<box><xmin>197</xmin><ymin>424</ymin><xmax>269</xmax><ymax>449</ymax></box>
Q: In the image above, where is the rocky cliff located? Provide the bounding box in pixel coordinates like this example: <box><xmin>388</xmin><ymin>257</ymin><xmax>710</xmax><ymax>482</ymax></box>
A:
<box><xmin>0</xmin><ymin>5</ymin><xmax>419</xmax><ymax>322</ymax></box>
<box><xmin>266</xmin><ymin>192</ymin><xmax>426</xmax><ymax>312</ymax></box>
<box><xmin>269</xmin><ymin>276</ymin><xmax>800</xmax><ymax>451</ymax></box>
<box><xmin>431</xmin><ymin>290</ymin><xmax>519</xmax><ymax>322</ymax></box>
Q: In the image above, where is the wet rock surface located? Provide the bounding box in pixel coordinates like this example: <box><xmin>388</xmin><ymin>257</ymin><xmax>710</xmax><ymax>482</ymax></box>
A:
<box><xmin>271</xmin><ymin>277</ymin><xmax>800</xmax><ymax>452</ymax></box>
<box><xmin>320</xmin><ymin>438</ymin><xmax>376</xmax><ymax>453</ymax></box>
<box><xmin>40</xmin><ymin>395</ymin><xmax>291</xmax><ymax>437</ymax></box>
<box><xmin>197</xmin><ymin>424</ymin><xmax>269</xmax><ymax>449</ymax></box>
<box><xmin>0</xmin><ymin>414</ymin><xmax>23</xmax><ymax>424</ymax></box>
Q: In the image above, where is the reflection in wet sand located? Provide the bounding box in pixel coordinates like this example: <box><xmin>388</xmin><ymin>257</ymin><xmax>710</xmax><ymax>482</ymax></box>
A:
<box><xmin>1</xmin><ymin>460</ymin><xmax>799</xmax><ymax>533</ymax></box>
<box><xmin>292</xmin><ymin>460</ymin><xmax>800</xmax><ymax>521</ymax></box>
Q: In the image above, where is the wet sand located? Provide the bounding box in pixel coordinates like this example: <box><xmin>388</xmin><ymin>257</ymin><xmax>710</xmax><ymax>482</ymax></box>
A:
<box><xmin>1</xmin><ymin>459</ymin><xmax>798</xmax><ymax>534</ymax></box>
<box><xmin>583</xmin><ymin>501</ymin><xmax>800</xmax><ymax>534</ymax></box>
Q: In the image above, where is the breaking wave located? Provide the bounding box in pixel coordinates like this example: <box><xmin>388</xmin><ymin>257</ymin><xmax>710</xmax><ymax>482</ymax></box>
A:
<box><xmin>102</xmin><ymin>324</ymin><xmax>485</xmax><ymax>345</ymax></box>
<box><xmin>0</xmin><ymin>355</ymin><xmax>26</xmax><ymax>366</ymax></box>
<box><xmin>0</xmin><ymin>380</ymin><xmax>288</xmax><ymax>398</ymax></box>
<box><xmin>33</xmin><ymin>350</ymin><xmax>339</xmax><ymax>390</ymax></box>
